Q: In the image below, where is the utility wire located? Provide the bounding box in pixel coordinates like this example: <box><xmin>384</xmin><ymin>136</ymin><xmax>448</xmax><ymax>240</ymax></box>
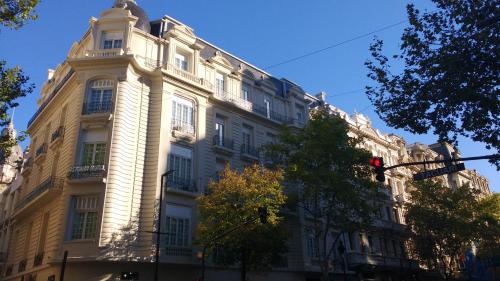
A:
<box><xmin>263</xmin><ymin>19</ymin><xmax>408</xmax><ymax>70</ymax></box>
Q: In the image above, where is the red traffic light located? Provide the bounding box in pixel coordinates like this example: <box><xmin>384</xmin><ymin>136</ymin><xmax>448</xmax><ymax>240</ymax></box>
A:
<box><xmin>369</xmin><ymin>157</ymin><xmax>382</xmax><ymax>168</ymax></box>
<box><xmin>369</xmin><ymin>157</ymin><xmax>385</xmax><ymax>182</ymax></box>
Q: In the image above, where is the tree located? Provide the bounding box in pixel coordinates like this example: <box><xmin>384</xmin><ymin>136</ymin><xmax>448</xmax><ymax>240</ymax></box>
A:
<box><xmin>475</xmin><ymin>193</ymin><xmax>500</xmax><ymax>260</ymax></box>
<box><xmin>0</xmin><ymin>0</ymin><xmax>39</xmax><ymax>163</ymax></box>
<box><xmin>264</xmin><ymin>107</ymin><xmax>382</xmax><ymax>281</ymax></box>
<box><xmin>197</xmin><ymin>164</ymin><xmax>288</xmax><ymax>281</ymax></box>
<box><xmin>365</xmin><ymin>0</ymin><xmax>499</xmax><ymax>167</ymax></box>
<box><xmin>0</xmin><ymin>0</ymin><xmax>39</xmax><ymax>29</ymax></box>
<box><xmin>404</xmin><ymin>180</ymin><xmax>495</xmax><ymax>280</ymax></box>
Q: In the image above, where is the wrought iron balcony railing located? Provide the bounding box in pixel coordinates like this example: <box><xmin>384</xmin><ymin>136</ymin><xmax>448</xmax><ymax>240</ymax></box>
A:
<box><xmin>33</xmin><ymin>252</ymin><xmax>44</xmax><ymax>267</ymax></box>
<box><xmin>35</xmin><ymin>143</ymin><xmax>47</xmax><ymax>158</ymax></box>
<box><xmin>68</xmin><ymin>165</ymin><xmax>106</xmax><ymax>179</ymax></box>
<box><xmin>171</xmin><ymin>119</ymin><xmax>195</xmax><ymax>135</ymax></box>
<box><xmin>251</xmin><ymin>104</ymin><xmax>287</xmax><ymax>123</ymax></box>
<box><xmin>18</xmin><ymin>258</ymin><xmax>27</xmax><ymax>273</ymax></box>
<box><xmin>15</xmin><ymin>177</ymin><xmax>64</xmax><ymax>211</ymax></box>
<box><xmin>240</xmin><ymin>144</ymin><xmax>260</xmax><ymax>158</ymax></box>
<box><xmin>166</xmin><ymin>176</ymin><xmax>197</xmax><ymax>193</ymax></box>
<box><xmin>51</xmin><ymin>126</ymin><xmax>65</xmax><ymax>143</ymax></box>
<box><xmin>212</xmin><ymin>135</ymin><xmax>234</xmax><ymax>150</ymax></box>
<box><xmin>82</xmin><ymin>101</ymin><xmax>113</xmax><ymax>115</ymax></box>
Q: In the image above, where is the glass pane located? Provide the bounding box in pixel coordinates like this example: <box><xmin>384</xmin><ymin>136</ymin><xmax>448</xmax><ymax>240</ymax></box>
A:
<box><xmin>103</xmin><ymin>40</ymin><xmax>113</xmax><ymax>49</ymax></box>
<box><xmin>113</xmin><ymin>39</ymin><xmax>122</xmax><ymax>49</ymax></box>
<box><xmin>82</xmin><ymin>143</ymin><xmax>94</xmax><ymax>166</ymax></box>
<box><xmin>93</xmin><ymin>144</ymin><xmax>106</xmax><ymax>165</ymax></box>
<box><xmin>71</xmin><ymin>212</ymin><xmax>85</xmax><ymax>240</ymax></box>
<box><xmin>84</xmin><ymin>212</ymin><xmax>97</xmax><ymax>239</ymax></box>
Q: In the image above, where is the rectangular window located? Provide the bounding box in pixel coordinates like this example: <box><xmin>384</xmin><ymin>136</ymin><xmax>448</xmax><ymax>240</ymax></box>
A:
<box><xmin>241</xmin><ymin>84</ymin><xmax>250</xmax><ymax>101</ymax></box>
<box><xmin>215</xmin><ymin>116</ymin><xmax>225</xmax><ymax>145</ymax></box>
<box><xmin>37</xmin><ymin>212</ymin><xmax>50</xmax><ymax>254</ymax></box>
<box><xmin>101</xmin><ymin>32</ymin><xmax>123</xmax><ymax>49</ymax></box>
<box><xmin>172</xmin><ymin>98</ymin><xmax>194</xmax><ymax>134</ymax></box>
<box><xmin>165</xmin><ymin>216</ymin><xmax>190</xmax><ymax>247</ymax></box>
<box><xmin>306</xmin><ymin>232</ymin><xmax>318</xmax><ymax>258</ymax></box>
<box><xmin>264</xmin><ymin>98</ymin><xmax>271</xmax><ymax>118</ymax></box>
<box><xmin>174</xmin><ymin>53</ymin><xmax>188</xmax><ymax>71</ymax></box>
<box><xmin>242</xmin><ymin>125</ymin><xmax>252</xmax><ymax>147</ymax></box>
<box><xmin>215</xmin><ymin>73</ymin><xmax>224</xmax><ymax>95</ymax></box>
<box><xmin>296</xmin><ymin>104</ymin><xmax>305</xmax><ymax>122</ymax></box>
<box><xmin>82</xmin><ymin>143</ymin><xmax>106</xmax><ymax>166</ymax></box>
<box><xmin>69</xmin><ymin>196</ymin><xmax>98</xmax><ymax>240</ymax></box>
<box><xmin>168</xmin><ymin>145</ymin><xmax>193</xmax><ymax>187</ymax></box>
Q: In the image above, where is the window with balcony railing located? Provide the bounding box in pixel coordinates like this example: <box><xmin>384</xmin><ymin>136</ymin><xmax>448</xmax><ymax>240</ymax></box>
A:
<box><xmin>212</xmin><ymin>135</ymin><xmax>233</xmax><ymax>150</ymax></box>
<box><xmin>171</xmin><ymin>98</ymin><xmax>194</xmax><ymax>135</ymax></box>
<box><xmin>240</xmin><ymin>144</ymin><xmax>259</xmax><ymax>158</ymax></box>
<box><xmin>51</xmin><ymin>126</ymin><xmax>64</xmax><ymax>143</ymax></box>
<box><xmin>68</xmin><ymin>142</ymin><xmax>107</xmax><ymax>179</ymax></box>
<box><xmin>68</xmin><ymin>195</ymin><xmax>98</xmax><ymax>240</ymax></box>
<box><xmin>83</xmin><ymin>80</ymin><xmax>113</xmax><ymax>115</ymax></box>
<box><xmin>35</xmin><ymin>143</ymin><xmax>47</xmax><ymax>158</ymax></box>
<box><xmin>168</xmin><ymin>145</ymin><xmax>195</xmax><ymax>192</ymax></box>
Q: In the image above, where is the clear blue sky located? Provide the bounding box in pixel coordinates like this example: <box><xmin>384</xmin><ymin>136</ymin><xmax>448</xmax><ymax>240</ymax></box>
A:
<box><xmin>0</xmin><ymin>0</ymin><xmax>497</xmax><ymax>191</ymax></box>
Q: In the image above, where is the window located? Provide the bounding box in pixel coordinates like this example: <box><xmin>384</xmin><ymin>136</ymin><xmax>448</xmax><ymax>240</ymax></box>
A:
<box><xmin>306</xmin><ymin>231</ymin><xmax>319</xmax><ymax>258</ymax></box>
<box><xmin>82</xmin><ymin>143</ymin><xmax>106</xmax><ymax>166</ymax></box>
<box><xmin>296</xmin><ymin>104</ymin><xmax>305</xmax><ymax>123</ymax></box>
<box><xmin>215</xmin><ymin>116</ymin><xmax>225</xmax><ymax>145</ymax></box>
<box><xmin>242</xmin><ymin>125</ymin><xmax>253</xmax><ymax>148</ymax></box>
<box><xmin>264</xmin><ymin>98</ymin><xmax>271</xmax><ymax>118</ymax></box>
<box><xmin>101</xmin><ymin>32</ymin><xmax>123</xmax><ymax>49</ymax></box>
<box><xmin>37</xmin><ymin>212</ymin><xmax>50</xmax><ymax>254</ymax></box>
<box><xmin>165</xmin><ymin>217</ymin><xmax>190</xmax><ymax>247</ymax></box>
<box><xmin>69</xmin><ymin>196</ymin><xmax>98</xmax><ymax>240</ymax></box>
<box><xmin>86</xmin><ymin>80</ymin><xmax>113</xmax><ymax>114</ymax></box>
<box><xmin>168</xmin><ymin>145</ymin><xmax>193</xmax><ymax>187</ymax></box>
<box><xmin>164</xmin><ymin>204</ymin><xmax>191</xmax><ymax>248</ymax></box>
<box><xmin>215</xmin><ymin>73</ymin><xmax>225</xmax><ymax>95</ymax></box>
<box><xmin>172</xmin><ymin>97</ymin><xmax>194</xmax><ymax>134</ymax></box>
<box><xmin>241</xmin><ymin>84</ymin><xmax>250</xmax><ymax>101</ymax></box>
<box><xmin>174</xmin><ymin>53</ymin><xmax>188</xmax><ymax>71</ymax></box>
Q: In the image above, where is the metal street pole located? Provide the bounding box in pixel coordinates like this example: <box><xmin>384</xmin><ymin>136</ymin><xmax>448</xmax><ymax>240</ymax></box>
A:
<box><xmin>59</xmin><ymin>250</ymin><xmax>68</xmax><ymax>281</ymax></box>
<box><xmin>154</xmin><ymin>170</ymin><xmax>175</xmax><ymax>281</ymax></box>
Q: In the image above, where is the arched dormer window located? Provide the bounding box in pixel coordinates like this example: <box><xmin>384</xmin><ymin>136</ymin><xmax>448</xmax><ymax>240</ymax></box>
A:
<box><xmin>83</xmin><ymin>80</ymin><xmax>114</xmax><ymax>115</ymax></box>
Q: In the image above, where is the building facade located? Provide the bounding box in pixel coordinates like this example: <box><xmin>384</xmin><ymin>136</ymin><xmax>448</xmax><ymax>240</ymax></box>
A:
<box><xmin>1</xmin><ymin>1</ymin><xmax>492</xmax><ymax>281</ymax></box>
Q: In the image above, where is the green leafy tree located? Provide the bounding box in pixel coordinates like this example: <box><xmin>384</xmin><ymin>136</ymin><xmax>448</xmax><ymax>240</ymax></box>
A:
<box><xmin>0</xmin><ymin>0</ymin><xmax>39</xmax><ymax>163</ymax></box>
<box><xmin>197</xmin><ymin>164</ymin><xmax>287</xmax><ymax>281</ymax></box>
<box><xmin>405</xmin><ymin>180</ymin><xmax>495</xmax><ymax>280</ymax></box>
<box><xmin>264</xmin><ymin>107</ymin><xmax>382</xmax><ymax>281</ymax></box>
<box><xmin>365</xmin><ymin>0</ymin><xmax>499</xmax><ymax>167</ymax></box>
<box><xmin>475</xmin><ymin>193</ymin><xmax>500</xmax><ymax>259</ymax></box>
<box><xmin>0</xmin><ymin>0</ymin><xmax>39</xmax><ymax>29</ymax></box>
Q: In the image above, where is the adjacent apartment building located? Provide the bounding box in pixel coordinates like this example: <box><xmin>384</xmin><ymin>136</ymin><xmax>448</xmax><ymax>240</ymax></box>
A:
<box><xmin>2</xmin><ymin>1</ymin><xmax>491</xmax><ymax>281</ymax></box>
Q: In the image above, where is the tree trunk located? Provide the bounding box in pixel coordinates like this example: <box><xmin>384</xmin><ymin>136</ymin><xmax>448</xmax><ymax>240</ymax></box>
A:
<box><xmin>241</xmin><ymin>249</ymin><xmax>247</xmax><ymax>281</ymax></box>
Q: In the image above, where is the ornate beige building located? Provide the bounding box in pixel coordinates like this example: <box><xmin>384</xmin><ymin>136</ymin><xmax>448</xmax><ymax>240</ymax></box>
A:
<box><xmin>1</xmin><ymin>1</ymin><xmax>491</xmax><ymax>281</ymax></box>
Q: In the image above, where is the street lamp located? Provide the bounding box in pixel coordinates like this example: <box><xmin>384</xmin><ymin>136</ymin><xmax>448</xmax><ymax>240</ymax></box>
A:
<box><xmin>154</xmin><ymin>169</ymin><xmax>175</xmax><ymax>281</ymax></box>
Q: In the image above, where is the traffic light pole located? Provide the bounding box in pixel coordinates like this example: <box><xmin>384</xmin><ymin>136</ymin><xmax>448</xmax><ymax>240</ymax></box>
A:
<box><xmin>383</xmin><ymin>154</ymin><xmax>500</xmax><ymax>171</ymax></box>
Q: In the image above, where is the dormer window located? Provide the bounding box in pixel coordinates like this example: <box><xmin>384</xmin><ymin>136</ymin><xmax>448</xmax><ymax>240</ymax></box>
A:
<box><xmin>215</xmin><ymin>73</ymin><xmax>225</xmax><ymax>95</ymax></box>
<box><xmin>175</xmin><ymin>53</ymin><xmax>188</xmax><ymax>71</ymax></box>
<box><xmin>101</xmin><ymin>32</ymin><xmax>123</xmax><ymax>50</ymax></box>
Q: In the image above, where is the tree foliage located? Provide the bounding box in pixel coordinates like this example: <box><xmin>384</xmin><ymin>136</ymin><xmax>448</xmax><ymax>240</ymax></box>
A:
<box><xmin>0</xmin><ymin>0</ymin><xmax>39</xmax><ymax>29</ymax></box>
<box><xmin>0</xmin><ymin>61</ymin><xmax>32</xmax><ymax>163</ymax></box>
<box><xmin>475</xmin><ymin>193</ymin><xmax>500</xmax><ymax>258</ymax></box>
<box><xmin>197</xmin><ymin>164</ymin><xmax>287</xmax><ymax>281</ymax></box>
<box><xmin>366</xmin><ymin>0</ymin><xmax>499</xmax><ymax>167</ymax></box>
<box><xmin>405</xmin><ymin>180</ymin><xmax>498</xmax><ymax>280</ymax></box>
<box><xmin>264</xmin><ymin>107</ymin><xmax>382</xmax><ymax>281</ymax></box>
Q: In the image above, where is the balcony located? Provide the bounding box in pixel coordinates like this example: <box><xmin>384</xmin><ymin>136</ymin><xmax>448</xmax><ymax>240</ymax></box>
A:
<box><xmin>286</xmin><ymin>117</ymin><xmax>306</xmax><ymax>128</ymax></box>
<box><xmin>67</xmin><ymin>165</ymin><xmax>106</xmax><ymax>182</ymax></box>
<box><xmin>21</xmin><ymin>157</ymin><xmax>33</xmax><ymax>176</ymax></box>
<box><xmin>347</xmin><ymin>252</ymin><xmax>419</xmax><ymax>271</ymax></box>
<box><xmin>165</xmin><ymin>63</ymin><xmax>213</xmax><ymax>90</ymax></box>
<box><xmin>166</xmin><ymin>176</ymin><xmax>197</xmax><ymax>195</ymax></box>
<box><xmin>240</xmin><ymin>144</ymin><xmax>260</xmax><ymax>161</ymax></box>
<box><xmin>82</xmin><ymin>101</ymin><xmax>113</xmax><ymax>115</ymax></box>
<box><xmin>134</xmin><ymin>54</ymin><xmax>161</xmax><ymax>69</ymax></box>
<box><xmin>50</xmin><ymin>126</ymin><xmax>65</xmax><ymax>148</ymax></box>
<box><xmin>214</xmin><ymin>89</ymin><xmax>253</xmax><ymax>111</ymax></box>
<box><xmin>373</xmin><ymin>218</ymin><xmax>407</xmax><ymax>233</ymax></box>
<box><xmin>251</xmin><ymin>104</ymin><xmax>288</xmax><ymax>123</ymax></box>
<box><xmin>5</xmin><ymin>264</ymin><xmax>13</xmax><ymax>276</ymax></box>
<box><xmin>85</xmin><ymin>48</ymin><xmax>124</xmax><ymax>58</ymax></box>
<box><xmin>212</xmin><ymin>135</ymin><xmax>234</xmax><ymax>155</ymax></box>
<box><xmin>33</xmin><ymin>252</ymin><xmax>44</xmax><ymax>267</ymax></box>
<box><xmin>171</xmin><ymin>119</ymin><xmax>195</xmax><ymax>142</ymax></box>
<box><xmin>14</xmin><ymin>177</ymin><xmax>64</xmax><ymax>218</ymax></box>
<box><xmin>18</xmin><ymin>258</ymin><xmax>27</xmax><ymax>273</ymax></box>
<box><xmin>35</xmin><ymin>143</ymin><xmax>47</xmax><ymax>162</ymax></box>
<box><xmin>165</xmin><ymin>247</ymin><xmax>192</xmax><ymax>257</ymax></box>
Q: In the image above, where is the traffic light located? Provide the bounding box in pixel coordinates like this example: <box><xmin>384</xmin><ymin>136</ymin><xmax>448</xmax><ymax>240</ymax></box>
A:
<box><xmin>258</xmin><ymin>207</ymin><xmax>269</xmax><ymax>224</ymax></box>
<box><xmin>369</xmin><ymin>157</ymin><xmax>385</xmax><ymax>182</ymax></box>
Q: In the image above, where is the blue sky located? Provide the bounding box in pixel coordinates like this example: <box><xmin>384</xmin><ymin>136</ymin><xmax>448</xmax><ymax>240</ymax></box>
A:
<box><xmin>0</xmin><ymin>0</ymin><xmax>497</xmax><ymax>191</ymax></box>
